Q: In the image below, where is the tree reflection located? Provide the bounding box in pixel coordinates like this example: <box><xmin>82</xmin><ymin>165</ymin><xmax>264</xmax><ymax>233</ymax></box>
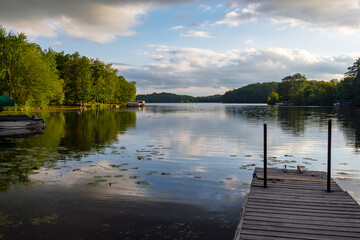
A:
<box><xmin>335</xmin><ymin>107</ymin><xmax>360</xmax><ymax>154</ymax></box>
<box><xmin>0</xmin><ymin>109</ymin><xmax>137</xmax><ymax>192</ymax></box>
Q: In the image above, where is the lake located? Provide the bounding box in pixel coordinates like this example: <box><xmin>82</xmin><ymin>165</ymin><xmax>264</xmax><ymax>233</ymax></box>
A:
<box><xmin>0</xmin><ymin>103</ymin><xmax>359</xmax><ymax>239</ymax></box>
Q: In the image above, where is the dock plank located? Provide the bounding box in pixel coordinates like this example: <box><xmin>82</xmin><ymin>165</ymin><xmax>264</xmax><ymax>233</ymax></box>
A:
<box><xmin>234</xmin><ymin>168</ymin><xmax>360</xmax><ymax>240</ymax></box>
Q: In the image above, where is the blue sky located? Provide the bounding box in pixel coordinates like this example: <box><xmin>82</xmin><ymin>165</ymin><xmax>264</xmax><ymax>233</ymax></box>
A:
<box><xmin>2</xmin><ymin>0</ymin><xmax>360</xmax><ymax>96</ymax></box>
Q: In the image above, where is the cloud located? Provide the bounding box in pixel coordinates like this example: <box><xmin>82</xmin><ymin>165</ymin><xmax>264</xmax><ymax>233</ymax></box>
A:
<box><xmin>170</xmin><ymin>25</ymin><xmax>186</xmax><ymax>30</ymax></box>
<box><xmin>169</xmin><ymin>21</ymin><xmax>198</xmax><ymax>30</ymax></box>
<box><xmin>199</xmin><ymin>4</ymin><xmax>212</xmax><ymax>12</ymax></box>
<box><xmin>180</xmin><ymin>30</ymin><xmax>213</xmax><ymax>38</ymax></box>
<box><xmin>0</xmin><ymin>0</ymin><xmax>194</xmax><ymax>43</ymax></box>
<box><xmin>216</xmin><ymin>4</ymin><xmax>258</xmax><ymax>26</ymax></box>
<box><xmin>219</xmin><ymin>0</ymin><xmax>360</xmax><ymax>31</ymax></box>
<box><xmin>115</xmin><ymin>45</ymin><xmax>358</xmax><ymax>96</ymax></box>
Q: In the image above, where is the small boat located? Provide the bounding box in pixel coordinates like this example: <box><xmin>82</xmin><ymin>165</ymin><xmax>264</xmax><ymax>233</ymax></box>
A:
<box><xmin>0</xmin><ymin>115</ymin><xmax>45</xmax><ymax>129</ymax></box>
<box><xmin>0</xmin><ymin>96</ymin><xmax>45</xmax><ymax>129</ymax></box>
<box><xmin>127</xmin><ymin>100</ymin><xmax>145</xmax><ymax>107</ymax></box>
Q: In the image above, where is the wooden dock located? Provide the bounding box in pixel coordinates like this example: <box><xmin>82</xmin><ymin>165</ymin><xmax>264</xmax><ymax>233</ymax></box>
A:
<box><xmin>234</xmin><ymin>167</ymin><xmax>360</xmax><ymax>240</ymax></box>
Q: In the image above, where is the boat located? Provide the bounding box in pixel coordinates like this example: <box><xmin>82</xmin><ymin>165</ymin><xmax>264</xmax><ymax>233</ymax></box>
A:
<box><xmin>0</xmin><ymin>96</ymin><xmax>45</xmax><ymax>129</ymax></box>
<box><xmin>127</xmin><ymin>100</ymin><xmax>145</xmax><ymax>107</ymax></box>
<box><xmin>0</xmin><ymin>115</ymin><xmax>45</xmax><ymax>129</ymax></box>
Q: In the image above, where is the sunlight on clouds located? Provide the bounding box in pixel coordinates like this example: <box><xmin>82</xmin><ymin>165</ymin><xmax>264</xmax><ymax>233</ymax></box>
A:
<box><xmin>221</xmin><ymin>0</ymin><xmax>360</xmax><ymax>32</ymax></box>
<box><xmin>56</xmin><ymin>4</ymin><xmax>148</xmax><ymax>43</ymax></box>
<box><xmin>120</xmin><ymin>45</ymin><xmax>357</xmax><ymax>95</ymax></box>
<box><xmin>0</xmin><ymin>0</ymin><xmax>189</xmax><ymax>43</ymax></box>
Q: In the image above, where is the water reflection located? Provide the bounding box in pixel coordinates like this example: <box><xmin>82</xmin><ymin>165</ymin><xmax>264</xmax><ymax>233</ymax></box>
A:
<box><xmin>0</xmin><ymin>105</ymin><xmax>359</xmax><ymax>239</ymax></box>
<box><xmin>0</xmin><ymin>109</ymin><xmax>137</xmax><ymax>193</ymax></box>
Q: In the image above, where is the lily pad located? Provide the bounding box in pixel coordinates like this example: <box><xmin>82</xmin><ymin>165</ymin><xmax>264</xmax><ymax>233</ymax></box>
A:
<box><xmin>135</xmin><ymin>181</ymin><xmax>150</xmax><ymax>186</ymax></box>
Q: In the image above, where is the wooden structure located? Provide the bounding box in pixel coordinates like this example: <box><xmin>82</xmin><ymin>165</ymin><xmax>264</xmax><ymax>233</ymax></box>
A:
<box><xmin>234</xmin><ymin>167</ymin><xmax>360</xmax><ymax>240</ymax></box>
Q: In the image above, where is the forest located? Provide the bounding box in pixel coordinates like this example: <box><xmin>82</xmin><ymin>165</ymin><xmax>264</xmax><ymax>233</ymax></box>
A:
<box><xmin>136</xmin><ymin>92</ymin><xmax>222</xmax><ymax>103</ymax></box>
<box><xmin>0</xmin><ymin>26</ymin><xmax>136</xmax><ymax>109</ymax></box>
<box><xmin>138</xmin><ymin>59</ymin><xmax>360</xmax><ymax>106</ymax></box>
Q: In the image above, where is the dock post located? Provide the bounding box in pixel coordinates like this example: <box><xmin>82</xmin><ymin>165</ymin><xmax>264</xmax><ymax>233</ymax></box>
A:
<box><xmin>264</xmin><ymin>124</ymin><xmax>267</xmax><ymax>188</ymax></box>
<box><xmin>327</xmin><ymin>119</ymin><xmax>332</xmax><ymax>192</ymax></box>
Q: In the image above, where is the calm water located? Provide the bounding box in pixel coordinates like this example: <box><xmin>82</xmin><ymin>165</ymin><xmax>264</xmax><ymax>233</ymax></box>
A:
<box><xmin>0</xmin><ymin>104</ymin><xmax>359</xmax><ymax>239</ymax></box>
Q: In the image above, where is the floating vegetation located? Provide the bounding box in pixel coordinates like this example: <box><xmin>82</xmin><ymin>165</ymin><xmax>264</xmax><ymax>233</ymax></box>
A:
<box><xmin>135</xmin><ymin>181</ymin><xmax>150</xmax><ymax>186</ymax></box>
<box><xmin>129</xmin><ymin>176</ymin><xmax>140</xmax><ymax>179</ymax></box>
<box><xmin>114</xmin><ymin>175</ymin><xmax>124</xmax><ymax>178</ymax></box>
<box><xmin>146</xmin><ymin>171</ymin><xmax>157</xmax><ymax>175</ymax></box>
<box><xmin>146</xmin><ymin>158</ymin><xmax>152</xmax><ymax>161</ymax></box>
<box><xmin>194</xmin><ymin>176</ymin><xmax>202</xmax><ymax>179</ymax></box>
<box><xmin>339</xmin><ymin>163</ymin><xmax>348</xmax><ymax>165</ymax></box>
<box><xmin>95</xmin><ymin>179</ymin><xmax>107</xmax><ymax>183</ymax></box>
<box><xmin>137</xmin><ymin>156</ymin><xmax>144</xmax><ymax>160</ymax></box>
<box><xmin>130</xmin><ymin>167</ymin><xmax>139</xmax><ymax>170</ymax></box>
<box><xmin>109</xmin><ymin>164</ymin><xmax>120</xmax><ymax>168</ymax></box>
<box><xmin>0</xmin><ymin>211</ymin><xmax>23</xmax><ymax>234</ymax></box>
<box><xmin>303</xmin><ymin>157</ymin><xmax>317</xmax><ymax>161</ymax></box>
<box><xmin>226</xmin><ymin>177</ymin><xmax>233</xmax><ymax>180</ymax></box>
<box><xmin>86</xmin><ymin>182</ymin><xmax>98</xmax><ymax>187</ymax></box>
<box><xmin>0</xmin><ymin>168</ymin><xmax>11</xmax><ymax>173</ymax></box>
<box><xmin>120</xmin><ymin>169</ymin><xmax>128</xmax><ymax>171</ymax></box>
<box><xmin>147</xmin><ymin>145</ymin><xmax>155</xmax><ymax>147</ymax></box>
<box><xmin>0</xmin><ymin>163</ymin><xmax>16</xmax><ymax>167</ymax></box>
<box><xmin>229</xmin><ymin>155</ymin><xmax>237</xmax><ymax>157</ymax></box>
<box><xmin>244</xmin><ymin>155</ymin><xmax>252</xmax><ymax>158</ymax></box>
<box><xmin>30</xmin><ymin>213</ymin><xmax>58</xmax><ymax>225</ymax></box>
<box><xmin>83</xmin><ymin>161</ymin><xmax>92</xmax><ymax>163</ymax></box>
<box><xmin>161</xmin><ymin>173</ymin><xmax>171</xmax><ymax>176</ymax></box>
<box><xmin>120</xmin><ymin>146</ymin><xmax>126</xmax><ymax>150</ymax></box>
<box><xmin>284</xmin><ymin>155</ymin><xmax>293</xmax><ymax>157</ymax></box>
<box><xmin>239</xmin><ymin>163</ymin><xmax>256</xmax><ymax>169</ymax></box>
<box><xmin>72</xmin><ymin>169</ymin><xmax>81</xmax><ymax>172</ymax></box>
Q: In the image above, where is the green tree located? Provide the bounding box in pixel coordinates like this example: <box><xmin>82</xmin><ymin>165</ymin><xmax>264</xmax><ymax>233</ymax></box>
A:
<box><xmin>315</xmin><ymin>81</ymin><xmax>336</xmax><ymax>105</ymax></box>
<box><xmin>277</xmin><ymin>73</ymin><xmax>307</xmax><ymax>102</ymax></box>
<box><xmin>345</xmin><ymin>58</ymin><xmax>360</xmax><ymax>77</ymax></box>
<box><xmin>267</xmin><ymin>89</ymin><xmax>279</xmax><ymax>105</ymax></box>
<box><xmin>0</xmin><ymin>26</ymin><xmax>28</xmax><ymax>100</ymax></box>
<box><xmin>336</xmin><ymin>77</ymin><xmax>354</xmax><ymax>100</ymax></box>
<box><xmin>354</xmin><ymin>73</ymin><xmax>360</xmax><ymax>106</ymax></box>
<box><xmin>20</xmin><ymin>44</ymin><xmax>63</xmax><ymax>107</ymax></box>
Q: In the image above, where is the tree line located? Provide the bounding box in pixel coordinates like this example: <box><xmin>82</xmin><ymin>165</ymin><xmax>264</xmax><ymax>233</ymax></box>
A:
<box><xmin>136</xmin><ymin>92</ymin><xmax>222</xmax><ymax>103</ymax></box>
<box><xmin>0</xmin><ymin>26</ymin><xmax>136</xmax><ymax>109</ymax></box>
<box><xmin>223</xmin><ymin>59</ymin><xmax>360</xmax><ymax>105</ymax></box>
<box><xmin>138</xmin><ymin>58</ymin><xmax>360</xmax><ymax>106</ymax></box>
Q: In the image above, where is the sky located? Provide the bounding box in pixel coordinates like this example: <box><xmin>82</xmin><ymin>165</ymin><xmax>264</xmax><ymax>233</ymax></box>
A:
<box><xmin>1</xmin><ymin>0</ymin><xmax>360</xmax><ymax>96</ymax></box>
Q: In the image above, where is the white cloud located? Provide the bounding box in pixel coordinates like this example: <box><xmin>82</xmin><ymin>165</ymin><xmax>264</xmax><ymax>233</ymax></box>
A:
<box><xmin>180</xmin><ymin>30</ymin><xmax>213</xmax><ymax>38</ymax></box>
<box><xmin>220</xmin><ymin>0</ymin><xmax>360</xmax><ymax>31</ymax></box>
<box><xmin>199</xmin><ymin>4</ymin><xmax>212</xmax><ymax>12</ymax></box>
<box><xmin>170</xmin><ymin>25</ymin><xmax>185</xmax><ymax>30</ymax></box>
<box><xmin>0</xmin><ymin>0</ymin><xmax>194</xmax><ymax>43</ymax></box>
<box><xmin>116</xmin><ymin>45</ymin><xmax>358</xmax><ymax>96</ymax></box>
<box><xmin>216</xmin><ymin>4</ymin><xmax>258</xmax><ymax>26</ymax></box>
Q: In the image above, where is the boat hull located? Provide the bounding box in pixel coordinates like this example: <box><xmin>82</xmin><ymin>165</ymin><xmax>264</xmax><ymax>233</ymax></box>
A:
<box><xmin>0</xmin><ymin>115</ymin><xmax>45</xmax><ymax>129</ymax></box>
